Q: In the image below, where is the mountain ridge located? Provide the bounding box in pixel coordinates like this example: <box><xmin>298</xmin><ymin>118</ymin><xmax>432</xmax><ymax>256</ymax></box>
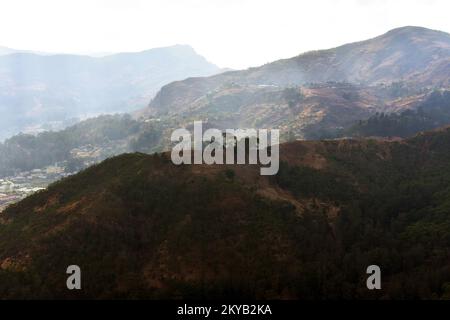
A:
<box><xmin>0</xmin><ymin>44</ymin><xmax>220</xmax><ymax>140</ymax></box>
<box><xmin>2</xmin><ymin>127</ymin><xmax>450</xmax><ymax>298</ymax></box>
<box><xmin>146</xmin><ymin>26</ymin><xmax>450</xmax><ymax>117</ymax></box>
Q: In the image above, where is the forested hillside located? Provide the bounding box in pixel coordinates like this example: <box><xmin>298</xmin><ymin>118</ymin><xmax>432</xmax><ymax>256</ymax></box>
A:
<box><xmin>2</xmin><ymin>128</ymin><xmax>450</xmax><ymax>298</ymax></box>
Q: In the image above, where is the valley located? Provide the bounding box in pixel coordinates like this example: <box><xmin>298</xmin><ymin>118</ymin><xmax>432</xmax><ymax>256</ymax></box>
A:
<box><xmin>0</xmin><ymin>45</ymin><xmax>220</xmax><ymax>139</ymax></box>
<box><xmin>2</xmin><ymin>25</ymin><xmax>450</xmax><ymax>300</ymax></box>
<box><xmin>0</xmin><ymin>165</ymin><xmax>67</xmax><ymax>212</ymax></box>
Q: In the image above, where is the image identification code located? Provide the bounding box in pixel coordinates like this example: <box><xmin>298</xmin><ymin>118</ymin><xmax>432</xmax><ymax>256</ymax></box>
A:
<box><xmin>177</xmin><ymin>304</ymin><xmax>272</xmax><ymax>318</ymax></box>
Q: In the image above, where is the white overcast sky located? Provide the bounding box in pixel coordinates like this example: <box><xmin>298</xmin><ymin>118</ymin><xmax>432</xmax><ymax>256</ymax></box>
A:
<box><xmin>1</xmin><ymin>0</ymin><xmax>449</xmax><ymax>69</ymax></box>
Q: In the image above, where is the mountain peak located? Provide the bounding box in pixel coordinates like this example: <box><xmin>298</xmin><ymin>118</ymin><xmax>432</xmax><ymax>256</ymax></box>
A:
<box><xmin>379</xmin><ymin>26</ymin><xmax>450</xmax><ymax>41</ymax></box>
<box><xmin>386</xmin><ymin>25</ymin><xmax>436</xmax><ymax>33</ymax></box>
<box><xmin>385</xmin><ymin>25</ymin><xmax>447</xmax><ymax>35</ymax></box>
<box><xmin>147</xmin><ymin>26</ymin><xmax>450</xmax><ymax>117</ymax></box>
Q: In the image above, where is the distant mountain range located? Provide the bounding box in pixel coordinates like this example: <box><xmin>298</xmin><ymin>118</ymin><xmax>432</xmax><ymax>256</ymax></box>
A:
<box><xmin>2</xmin><ymin>27</ymin><xmax>450</xmax><ymax>177</ymax></box>
<box><xmin>3</xmin><ymin>26</ymin><xmax>450</xmax><ymax>300</ymax></box>
<box><xmin>141</xmin><ymin>27</ymin><xmax>450</xmax><ymax>139</ymax></box>
<box><xmin>0</xmin><ymin>46</ymin><xmax>50</xmax><ymax>56</ymax></box>
<box><xmin>0</xmin><ymin>45</ymin><xmax>220</xmax><ymax>139</ymax></box>
<box><xmin>148</xmin><ymin>27</ymin><xmax>450</xmax><ymax>113</ymax></box>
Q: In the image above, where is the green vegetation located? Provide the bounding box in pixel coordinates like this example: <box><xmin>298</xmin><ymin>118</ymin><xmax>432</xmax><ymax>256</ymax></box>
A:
<box><xmin>342</xmin><ymin>90</ymin><xmax>450</xmax><ymax>138</ymax></box>
<box><xmin>1</xmin><ymin>128</ymin><xmax>450</xmax><ymax>299</ymax></box>
<box><xmin>0</xmin><ymin>114</ymin><xmax>165</xmax><ymax>176</ymax></box>
<box><xmin>283</xmin><ymin>87</ymin><xmax>304</xmax><ymax>108</ymax></box>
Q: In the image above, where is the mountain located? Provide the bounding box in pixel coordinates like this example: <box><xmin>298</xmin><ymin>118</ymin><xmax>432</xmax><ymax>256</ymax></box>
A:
<box><xmin>142</xmin><ymin>27</ymin><xmax>450</xmax><ymax>138</ymax></box>
<box><xmin>0</xmin><ymin>46</ymin><xmax>50</xmax><ymax>56</ymax></box>
<box><xmin>0</xmin><ymin>45</ymin><xmax>220</xmax><ymax>140</ymax></box>
<box><xmin>339</xmin><ymin>90</ymin><xmax>450</xmax><ymax>139</ymax></box>
<box><xmin>4</xmin><ymin>88</ymin><xmax>450</xmax><ymax>183</ymax></box>
<box><xmin>0</xmin><ymin>113</ymin><xmax>170</xmax><ymax>178</ymax></box>
<box><xmin>4</xmin><ymin>27</ymin><xmax>450</xmax><ymax>179</ymax></box>
<box><xmin>142</xmin><ymin>80</ymin><xmax>434</xmax><ymax>140</ymax></box>
<box><xmin>2</xmin><ymin>128</ymin><xmax>450</xmax><ymax>299</ymax></box>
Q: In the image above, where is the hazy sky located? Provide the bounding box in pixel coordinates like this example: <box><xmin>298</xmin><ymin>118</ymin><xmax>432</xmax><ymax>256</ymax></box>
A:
<box><xmin>1</xmin><ymin>0</ymin><xmax>450</xmax><ymax>69</ymax></box>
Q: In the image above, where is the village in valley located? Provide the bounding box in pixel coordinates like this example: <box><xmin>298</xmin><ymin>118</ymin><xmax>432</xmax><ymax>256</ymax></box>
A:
<box><xmin>0</xmin><ymin>164</ymin><xmax>73</xmax><ymax>212</ymax></box>
<box><xmin>0</xmin><ymin>143</ymin><xmax>102</xmax><ymax>212</ymax></box>
<box><xmin>0</xmin><ymin>142</ymin><xmax>129</xmax><ymax>213</ymax></box>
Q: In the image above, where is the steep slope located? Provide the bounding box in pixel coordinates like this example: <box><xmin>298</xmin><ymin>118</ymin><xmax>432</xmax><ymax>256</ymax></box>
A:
<box><xmin>0</xmin><ymin>45</ymin><xmax>219</xmax><ymax>139</ymax></box>
<box><xmin>152</xmin><ymin>83</ymin><xmax>386</xmax><ymax>139</ymax></box>
<box><xmin>2</xmin><ymin>129</ymin><xmax>450</xmax><ymax>299</ymax></box>
<box><xmin>0</xmin><ymin>112</ymin><xmax>176</xmax><ymax>179</ymax></box>
<box><xmin>146</xmin><ymin>27</ymin><xmax>450</xmax><ymax>117</ymax></box>
<box><xmin>340</xmin><ymin>90</ymin><xmax>450</xmax><ymax>139</ymax></box>
<box><xmin>143</xmin><ymin>81</ymin><xmax>434</xmax><ymax>140</ymax></box>
<box><xmin>0</xmin><ymin>46</ymin><xmax>49</xmax><ymax>56</ymax></box>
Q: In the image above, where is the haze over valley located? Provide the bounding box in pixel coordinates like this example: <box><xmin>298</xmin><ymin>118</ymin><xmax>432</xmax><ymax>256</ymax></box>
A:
<box><xmin>0</xmin><ymin>45</ymin><xmax>219</xmax><ymax>139</ymax></box>
<box><xmin>2</xmin><ymin>26</ymin><xmax>450</xmax><ymax>213</ymax></box>
<box><xmin>2</xmin><ymin>0</ymin><xmax>450</xmax><ymax>300</ymax></box>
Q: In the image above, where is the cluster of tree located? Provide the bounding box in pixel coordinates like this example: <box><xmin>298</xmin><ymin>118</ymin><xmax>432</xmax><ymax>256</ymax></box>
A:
<box><xmin>337</xmin><ymin>90</ymin><xmax>450</xmax><ymax>138</ymax></box>
<box><xmin>0</xmin><ymin>114</ymin><xmax>151</xmax><ymax>176</ymax></box>
<box><xmin>376</xmin><ymin>81</ymin><xmax>427</xmax><ymax>98</ymax></box>
<box><xmin>129</xmin><ymin>124</ymin><xmax>164</xmax><ymax>154</ymax></box>
<box><xmin>283</xmin><ymin>87</ymin><xmax>305</xmax><ymax>108</ymax></box>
